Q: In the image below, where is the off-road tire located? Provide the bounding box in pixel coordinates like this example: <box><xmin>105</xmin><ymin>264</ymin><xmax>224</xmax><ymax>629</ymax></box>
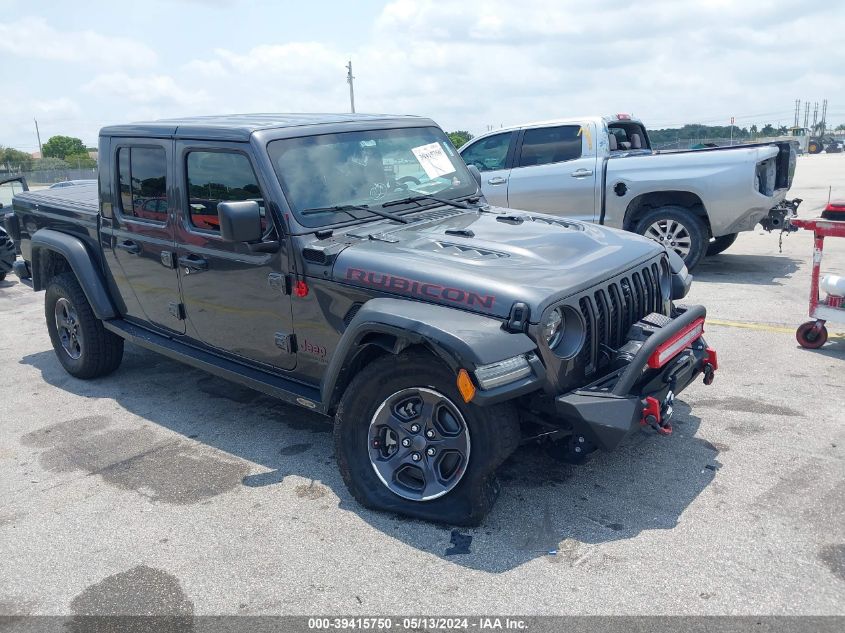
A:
<box><xmin>0</xmin><ymin>227</ymin><xmax>15</xmax><ymax>279</ymax></box>
<box><xmin>334</xmin><ymin>350</ymin><xmax>520</xmax><ymax>525</ymax></box>
<box><xmin>706</xmin><ymin>233</ymin><xmax>738</xmax><ymax>257</ymax></box>
<box><xmin>45</xmin><ymin>272</ymin><xmax>124</xmax><ymax>378</ymax></box>
<box><xmin>808</xmin><ymin>140</ymin><xmax>822</xmax><ymax>154</ymax></box>
<box><xmin>634</xmin><ymin>205</ymin><xmax>709</xmax><ymax>270</ymax></box>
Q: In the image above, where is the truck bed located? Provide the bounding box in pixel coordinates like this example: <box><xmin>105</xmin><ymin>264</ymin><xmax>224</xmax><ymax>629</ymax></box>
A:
<box><xmin>12</xmin><ymin>182</ymin><xmax>101</xmax><ymax>263</ymax></box>
<box><xmin>13</xmin><ymin>183</ymin><xmax>99</xmax><ymax>216</ymax></box>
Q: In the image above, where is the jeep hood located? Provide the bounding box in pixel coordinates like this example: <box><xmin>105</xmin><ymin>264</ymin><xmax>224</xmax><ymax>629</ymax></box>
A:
<box><xmin>330</xmin><ymin>208</ymin><xmax>664</xmax><ymax>320</ymax></box>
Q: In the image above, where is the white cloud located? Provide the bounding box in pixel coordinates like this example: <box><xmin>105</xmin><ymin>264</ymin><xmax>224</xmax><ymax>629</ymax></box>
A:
<box><xmin>82</xmin><ymin>73</ymin><xmax>210</xmax><ymax>108</ymax></box>
<box><xmin>2</xmin><ymin>0</ymin><xmax>842</xmax><ymax>150</ymax></box>
<box><xmin>0</xmin><ymin>16</ymin><xmax>157</xmax><ymax>68</ymax></box>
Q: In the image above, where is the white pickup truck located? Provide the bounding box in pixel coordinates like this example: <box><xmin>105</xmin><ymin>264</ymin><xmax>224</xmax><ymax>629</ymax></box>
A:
<box><xmin>459</xmin><ymin>114</ymin><xmax>797</xmax><ymax>268</ymax></box>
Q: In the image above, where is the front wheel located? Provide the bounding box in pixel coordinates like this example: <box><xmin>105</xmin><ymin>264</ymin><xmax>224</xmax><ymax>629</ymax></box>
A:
<box><xmin>634</xmin><ymin>206</ymin><xmax>708</xmax><ymax>270</ymax></box>
<box><xmin>706</xmin><ymin>233</ymin><xmax>738</xmax><ymax>257</ymax></box>
<box><xmin>334</xmin><ymin>350</ymin><xmax>520</xmax><ymax>525</ymax></box>
<box><xmin>0</xmin><ymin>227</ymin><xmax>15</xmax><ymax>279</ymax></box>
<box><xmin>45</xmin><ymin>272</ymin><xmax>124</xmax><ymax>378</ymax></box>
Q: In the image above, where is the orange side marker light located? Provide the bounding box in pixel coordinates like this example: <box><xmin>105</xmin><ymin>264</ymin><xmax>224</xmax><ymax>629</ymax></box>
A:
<box><xmin>456</xmin><ymin>369</ymin><xmax>476</xmax><ymax>403</ymax></box>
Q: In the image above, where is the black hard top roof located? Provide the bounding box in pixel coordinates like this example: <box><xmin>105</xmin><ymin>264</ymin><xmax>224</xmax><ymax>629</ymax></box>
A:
<box><xmin>99</xmin><ymin>113</ymin><xmax>430</xmax><ymax>141</ymax></box>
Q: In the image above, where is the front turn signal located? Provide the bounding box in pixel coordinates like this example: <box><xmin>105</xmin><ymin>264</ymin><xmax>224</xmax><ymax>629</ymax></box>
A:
<box><xmin>456</xmin><ymin>369</ymin><xmax>476</xmax><ymax>403</ymax></box>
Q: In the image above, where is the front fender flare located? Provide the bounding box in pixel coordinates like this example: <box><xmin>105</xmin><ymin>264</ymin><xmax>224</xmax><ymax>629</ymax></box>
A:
<box><xmin>321</xmin><ymin>298</ymin><xmax>537</xmax><ymax>410</ymax></box>
<box><xmin>31</xmin><ymin>228</ymin><xmax>117</xmax><ymax>319</ymax></box>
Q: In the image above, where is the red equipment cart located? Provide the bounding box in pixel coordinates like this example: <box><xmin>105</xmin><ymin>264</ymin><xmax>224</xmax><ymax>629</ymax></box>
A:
<box><xmin>791</xmin><ymin>207</ymin><xmax>845</xmax><ymax>348</ymax></box>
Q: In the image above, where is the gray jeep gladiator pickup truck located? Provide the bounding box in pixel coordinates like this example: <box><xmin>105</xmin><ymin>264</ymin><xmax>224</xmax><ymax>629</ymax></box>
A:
<box><xmin>6</xmin><ymin>114</ymin><xmax>717</xmax><ymax>525</ymax></box>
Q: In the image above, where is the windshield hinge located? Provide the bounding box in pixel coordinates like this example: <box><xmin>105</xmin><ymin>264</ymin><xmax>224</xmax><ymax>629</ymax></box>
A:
<box><xmin>505</xmin><ymin>302</ymin><xmax>530</xmax><ymax>333</ymax></box>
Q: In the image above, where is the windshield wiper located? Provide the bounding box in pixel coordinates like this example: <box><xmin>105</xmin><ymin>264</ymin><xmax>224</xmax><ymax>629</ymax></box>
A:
<box><xmin>301</xmin><ymin>203</ymin><xmax>409</xmax><ymax>224</ymax></box>
<box><xmin>382</xmin><ymin>194</ymin><xmax>471</xmax><ymax>210</ymax></box>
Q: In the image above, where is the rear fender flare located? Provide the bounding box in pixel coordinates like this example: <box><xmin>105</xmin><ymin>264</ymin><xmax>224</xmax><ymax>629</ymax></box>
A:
<box><xmin>31</xmin><ymin>228</ymin><xmax>117</xmax><ymax>319</ymax></box>
<box><xmin>322</xmin><ymin>298</ymin><xmax>536</xmax><ymax>412</ymax></box>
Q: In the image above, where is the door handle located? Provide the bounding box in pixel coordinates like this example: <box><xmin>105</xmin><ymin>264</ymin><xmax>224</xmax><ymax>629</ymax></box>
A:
<box><xmin>570</xmin><ymin>169</ymin><xmax>593</xmax><ymax>178</ymax></box>
<box><xmin>487</xmin><ymin>176</ymin><xmax>507</xmax><ymax>185</ymax></box>
<box><xmin>115</xmin><ymin>240</ymin><xmax>141</xmax><ymax>254</ymax></box>
<box><xmin>178</xmin><ymin>254</ymin><xmax>208</xmax><ymax>273</ymax></box>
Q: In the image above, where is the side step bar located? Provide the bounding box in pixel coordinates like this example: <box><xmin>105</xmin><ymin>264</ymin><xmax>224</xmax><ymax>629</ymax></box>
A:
<box><xmin>103</xmin><ymin>319</ymin><xmax>325</xmax><ymax>414</ymax></box>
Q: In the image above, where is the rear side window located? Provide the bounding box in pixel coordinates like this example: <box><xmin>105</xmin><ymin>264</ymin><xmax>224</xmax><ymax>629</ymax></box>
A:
<box><xmin>185</xmin><ymin>151</ymin><xmax>265</xmax><ymax>232</ymax></box>
<box><xmin>117</xmin><ymin>147</ymin><xmax>167</xmax><ymax>223</ymax></box>
<box><xmin>460</xmin><ymin>132</ymin><xmax>511</xmax><ymax>172</ymax></box>
<box><xmin>518</xmin><ymin>125</ymin><xmax>582</xmax><ymax>167</ymax></box>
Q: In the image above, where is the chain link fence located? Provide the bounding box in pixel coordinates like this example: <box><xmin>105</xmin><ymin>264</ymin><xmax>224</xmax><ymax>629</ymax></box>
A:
<box><xmin>1</xmin><ymin>167</ymin><xmax>98</xmax><ymax>188</ymax></box>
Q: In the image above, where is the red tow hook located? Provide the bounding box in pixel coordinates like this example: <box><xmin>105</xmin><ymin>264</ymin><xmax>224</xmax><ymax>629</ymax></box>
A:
<box><xmin>641</xmin><ymin>396</ymin><xmax>672</xmax><ymax>436</ymax></box>
<box><xmin>702</xmin><ymin>347</ymin><xmax>718</xmax><ymax>386</ymax></box>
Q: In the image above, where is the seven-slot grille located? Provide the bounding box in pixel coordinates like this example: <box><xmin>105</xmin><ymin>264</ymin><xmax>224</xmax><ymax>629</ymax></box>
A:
<box><xmin>578</xmin><ymin>260</ymin><xmax>666</xmax><ymax>376</ymax></box>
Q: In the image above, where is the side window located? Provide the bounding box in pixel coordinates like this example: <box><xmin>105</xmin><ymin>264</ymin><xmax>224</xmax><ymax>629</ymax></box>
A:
<box><xmin>518</xmin><ymin>125</ymin><xmax>582</xmax><ymax>168</ymax></box>
<box><xmin>116</xmin><ymin>146</ymin><xmax>168</xmax><ymax>224</ymax></box>
<box><xmin>185</xmin><ymin>151</ymin><xmax>266</xmax><ymax>233</ymax></box>
<box><xmin>460</xmin><ymin>132</ymin><xmax>511</xmax><ymax>172</ymax></box>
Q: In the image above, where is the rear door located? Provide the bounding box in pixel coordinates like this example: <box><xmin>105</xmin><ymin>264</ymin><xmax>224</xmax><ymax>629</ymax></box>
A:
<box><xmin>102</xmin><ymin>139</ymin><xmax>184</xmax><ymax>333</ymax></box>
<box><xmin>459</xmin><ymin>131</ymin><xmax>515</xmax><ymax>207</ymax></box>
<box><xmin>505</xmin><ymin>123</ymin><xmax>599</xmax><ymax>222</ymax></box>
<box><xmin>174</xmin><ymin>140</ymin><xmax>296</xmax><ymax>371</ymax></box>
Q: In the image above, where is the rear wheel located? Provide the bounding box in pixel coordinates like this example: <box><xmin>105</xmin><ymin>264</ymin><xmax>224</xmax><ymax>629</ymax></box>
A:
<box><xmin>334</xmin><ymin>350</ymin><xmax>520</xmax><ymax>525</ymax></box>
<box><xmin>706</xmin><ymin>233</ymin><xmax>738</xmax><ymax>256</ymax></box>
<box><xmin>45</xmin><ymin>272</ymin><xmax>124</xmax><ymax>378</ymax></box>
<box><xmin>808</xmin><ymin>140</ymin><xmax>822</xmax><ymax>154</ymax></box>
<box><xmin>634</xmin><ymin>206</ymin><xmax>708</xmax><ymax>270</ymax></box>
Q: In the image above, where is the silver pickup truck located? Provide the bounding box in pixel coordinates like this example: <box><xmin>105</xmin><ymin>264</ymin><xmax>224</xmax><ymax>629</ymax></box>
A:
<box><xmin>459</xmin><ymin>114</ymin><xmax>797</xmax><ymax>268</ymax></box>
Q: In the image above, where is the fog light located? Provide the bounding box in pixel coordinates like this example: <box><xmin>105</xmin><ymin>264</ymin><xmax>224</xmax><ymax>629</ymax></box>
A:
<box><xmin>474</xmin><ymin>355</ymin><xmax>532</xmax><ymax>390</ymax></box>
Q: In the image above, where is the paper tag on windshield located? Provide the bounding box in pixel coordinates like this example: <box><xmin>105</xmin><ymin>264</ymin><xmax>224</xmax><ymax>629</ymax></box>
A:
<box><xmin>411</xmin><ymin>142</ymin><xmax>456</xmax><ymax>180</ymax></box>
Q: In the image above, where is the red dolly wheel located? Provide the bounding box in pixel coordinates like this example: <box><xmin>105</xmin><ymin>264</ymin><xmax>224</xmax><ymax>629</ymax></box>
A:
<box><xmin>796</xmin><ymin>320</ymin><xmax>828</xmax><ymax>349</ymax></box>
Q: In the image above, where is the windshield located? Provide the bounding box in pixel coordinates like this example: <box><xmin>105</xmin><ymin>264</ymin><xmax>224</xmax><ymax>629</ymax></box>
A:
<box><xmin>268</xmin><ymin>126</ymin><xmax>477</xmax><ymax>228</ymax></box>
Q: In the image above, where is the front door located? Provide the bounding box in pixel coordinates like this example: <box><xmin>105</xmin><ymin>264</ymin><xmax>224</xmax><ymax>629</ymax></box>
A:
<box><xmin>174</xmin><ymin>141</ymin><xmax>296</xmax><ymax>371</ymax></box>
<box><xmin>459</xmin><ymin>131</ymin><xmax>514</xmax><ymax>208</ymax></box>
<box><xmin>506</xmin><ymin>123</ymin><xmax>598</xmax><ymax>222</ymax></box>
<box><xmin>103</xmin><ymin>139</ymin><xmax>184</xmax><ymax>333</ymax></box>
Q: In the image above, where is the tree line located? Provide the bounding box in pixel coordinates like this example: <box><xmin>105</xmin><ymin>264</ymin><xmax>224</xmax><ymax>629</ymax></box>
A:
<box><xmin>1</xmin><ymin>135</ymin><xmax>96</xmax><ymax>172</ymax></box>
<box><xmin>648</xmin><ymin>122</ymin><xmax>845</xmax><ymax>144</ymax></box>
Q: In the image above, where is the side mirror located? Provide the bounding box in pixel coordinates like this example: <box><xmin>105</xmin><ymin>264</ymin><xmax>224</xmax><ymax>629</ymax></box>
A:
<box><xmin>467</xmin><ymin>164</ymin><xmax>483</xmax><ymax>188</ymax></box>
<box><xmin>217</xmin><ymin>201</ymin><xmax>262</xmax><ymax>243</ymax></box>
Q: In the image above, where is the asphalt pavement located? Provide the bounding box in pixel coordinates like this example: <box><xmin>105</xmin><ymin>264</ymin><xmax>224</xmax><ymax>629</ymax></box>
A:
<box><xmin>0</xmin><ymin>154</ymin><xmax>843</xmax><ymax>616</ymax></box>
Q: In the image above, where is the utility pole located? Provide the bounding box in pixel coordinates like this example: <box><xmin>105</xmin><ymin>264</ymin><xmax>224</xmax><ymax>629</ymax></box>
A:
<box><xmin>34</xmin><ymin>118</ymin><xmax>43</xmax><ymax>156</ymax></box>
<box><xmin>346</xmin><ymin>61</ymin><xmax>355</xmax><ymax>114</ymax></box>
<box><xmin>820</xmin><ymin>99</ymin><xmax>828</xmax><ymax>135</ymax></box>
<box><xmin>804</xmin><ymin>102</ymin><xmax>810</xmax><ymax>129</ymax></box>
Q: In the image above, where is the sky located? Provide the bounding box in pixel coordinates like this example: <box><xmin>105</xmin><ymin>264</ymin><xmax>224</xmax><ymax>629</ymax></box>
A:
<box><xmin>1</xmin><ymin>0</ymin><xmax>843</xmax><ymax>152</ymax></box>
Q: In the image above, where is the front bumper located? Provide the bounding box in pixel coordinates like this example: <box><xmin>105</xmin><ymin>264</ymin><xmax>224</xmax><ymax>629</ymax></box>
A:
<box><xmin>554</xmin><ymin>304</ymin><xmax>714</xmax><ymax>451</ymax></box>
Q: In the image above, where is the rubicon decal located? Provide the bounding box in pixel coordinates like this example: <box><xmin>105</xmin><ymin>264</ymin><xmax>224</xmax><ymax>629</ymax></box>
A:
<box><xmin>346</xmin><ymin>268</ymin><xmax>495</xmax><ymax>310</ymax></box>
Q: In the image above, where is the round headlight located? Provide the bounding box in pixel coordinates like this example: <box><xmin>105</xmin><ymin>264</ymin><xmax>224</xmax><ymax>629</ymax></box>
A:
<box><xmin>542</xmin><ymin>308</ymin><xmax>564</xmax><ymax>348</ymax></box>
